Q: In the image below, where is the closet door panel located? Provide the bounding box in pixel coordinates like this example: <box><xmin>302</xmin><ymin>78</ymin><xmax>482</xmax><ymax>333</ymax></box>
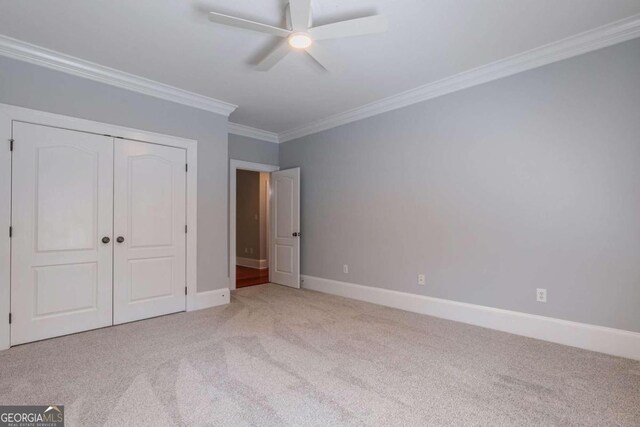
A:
<box><xmin>11</xmin><ymin>122</ymin><xmax>113</xmax><ymax>345</ymax></box>
<box><xmin>113</xmin><ymin>139</ymin><xmax>186</xmax><ymax>324</ymax></box>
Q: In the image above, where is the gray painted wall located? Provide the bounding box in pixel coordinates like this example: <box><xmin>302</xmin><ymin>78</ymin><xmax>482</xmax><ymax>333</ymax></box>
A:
<box><xmin>258</xmin><ymin>172</ymin><xmax>269</xmax><ymax>261</ymax></box>
<box><xmin>236</xmin><ymin>170</ymin><xmax>261</xmax><ymax>259</ymax></box>
<box><xmin>280</xmin><ymin>39</ymin><xmax>640</xmax><ymax>332</ymax></box>
<box><xmin>235</xmin><ymin>170</ymin><xmax>269</xmax><ymax>261</ymax></box>
<box><xmin>229</xmin><ymin>133</ymin><xmax>279</xmax><ymax>165</ymax></box>
<box><xmin>0</xmin><ymin>55</ymin><xmax>228</xmax><ymax>292</ymax></box>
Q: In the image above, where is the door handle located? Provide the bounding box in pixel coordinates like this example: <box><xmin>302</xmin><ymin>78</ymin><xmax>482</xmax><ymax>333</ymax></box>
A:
<box><xmin>292</xmin><ymin>232</ymin><xmax>301</xmax><ymax>237</ymax></box>
<box><xmin>116</xmin><ymin>236</ymin><xmax>125</xmax><ymax>243</ymax></box>
<box><xmin>101</xmin><ymin>236</ymin><xmax>111</xmax><ymax>244</ymax></box>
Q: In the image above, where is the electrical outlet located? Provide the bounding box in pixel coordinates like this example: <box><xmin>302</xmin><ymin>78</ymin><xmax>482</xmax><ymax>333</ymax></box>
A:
<box><xmin>343</xmin><ymin>264</ymin><xmax>349</xmax><ymax>274</ymax></box>
<box><xmin>418</xmin><ymin>274</ymin><xmax>426</xmax><ymax>285</ymax></box>
<box><xmin>536</xmin><ymin>288</ymin><xmax>547</xmax><ymax>303</ymax></box>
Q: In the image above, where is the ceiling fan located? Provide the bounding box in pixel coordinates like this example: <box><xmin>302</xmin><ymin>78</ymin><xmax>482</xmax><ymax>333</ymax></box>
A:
<box><xmin>208</xmin><ymin>0</ymin><xmax>388</xmax><ymax>72</ymax></box>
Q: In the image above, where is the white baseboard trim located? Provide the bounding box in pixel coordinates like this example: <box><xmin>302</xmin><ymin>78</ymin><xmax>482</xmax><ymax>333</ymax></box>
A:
<box><xmin>236</xmin><ymin>257</ymin><xmax>268</xmax><ymax>269</ymax></box>
<box><xmin>301</xmin><ymin>275</ymin><xmax>640</xmax><ymax>361</ymax></box>
<box><xmin>189</xmin><ymin>288</ymin><xmax>230</xmax><ymax>311</ymax></box>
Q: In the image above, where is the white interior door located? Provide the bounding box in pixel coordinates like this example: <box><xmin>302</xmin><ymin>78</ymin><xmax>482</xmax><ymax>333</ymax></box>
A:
<box><xmin>11</xmin><ymin>122</ymin><xmax>113</xmax><ymax>345</ymax></box>
<box><xmin>113</xmin><ymin>139</ymin><xmax>187</xmax><ymax>324</ymax></box>
<box><xmin>270</xmin><ymin>168</ymin><xmax>300</xmax><ymax>288</ymax></box>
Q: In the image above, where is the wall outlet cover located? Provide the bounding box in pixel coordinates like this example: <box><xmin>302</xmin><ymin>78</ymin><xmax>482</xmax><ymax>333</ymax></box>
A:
<box><xmin>536</xmin><ymin>288</ymin><xmax>547</xmax><ymax>303</ymax></box>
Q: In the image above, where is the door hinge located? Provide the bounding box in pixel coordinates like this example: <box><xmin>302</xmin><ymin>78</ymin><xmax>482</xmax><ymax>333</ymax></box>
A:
<box><xmin>9</xmin><ymin>226</ymin><xmax>12</xmax><ymax>238</ymax></box>
<box><xmin>185</xmin><ymin>286</ymin><xmax>188</xmax><ymax>295</ymax></box>
<box><xmin>8</xmin><ymin>313</ymin><xmax>11</xmax><ymax>324</ymax></box>
<box><xmin>9</xmin><ymin>139</ymin><xmax>14</xmax><ymax>151</ymax></box>
<box><xmin>185</xmin><ymin>163</ymin><xmax>188</xmax><ymax>172</ymax></box>
<box><xmin>185</xmin><ymin>225</ymin><xmax>187</xmax><ymax>234</ymax></box>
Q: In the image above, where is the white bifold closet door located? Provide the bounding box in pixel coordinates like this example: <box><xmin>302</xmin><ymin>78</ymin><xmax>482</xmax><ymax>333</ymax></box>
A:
<box><xmin>112</xmin><ymin>139</ymin><xmax>186</xmax><ymax>324</ymax></box>
<box><xmin>11</xmin><ymin>122</ymin><xmax>187</xmax><ymax>345</ymax></box>
<box><xmin>11</xmin><ymin>123</ymin><xmax>114</xmax><ymax>345</ymax></box>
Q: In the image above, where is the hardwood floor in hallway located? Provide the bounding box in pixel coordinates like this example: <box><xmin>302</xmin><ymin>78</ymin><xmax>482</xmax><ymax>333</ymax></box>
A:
<box><xmin>236</xmin><ymin>265</ymin><xmax>269</xmax><ymax>288</ymax></box>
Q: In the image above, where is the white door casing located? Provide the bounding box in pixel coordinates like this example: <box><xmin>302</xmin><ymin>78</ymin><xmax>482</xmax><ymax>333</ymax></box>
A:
<box><xmin>270</xmin><ymin>168</ymin><xmax>300</xmax><ymax>288</ymax></box>
<box><xmin>0</xmin><ymin>109</ymin><xmax>11</xmax><ymax>350</ymax></box>
<box><xmin>113</xmin><ymin>139</ymin><xmax>187</xmax><ymax>324</ymax></box>
<box><xmin>10</xmin><ymin>122</ymin><xmax>114</xmax><ymax>345</ymax></box>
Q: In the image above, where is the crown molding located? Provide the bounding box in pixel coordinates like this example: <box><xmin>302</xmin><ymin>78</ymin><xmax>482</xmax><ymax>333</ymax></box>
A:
<box><xmin>279</xmin><ymin>15</ymin><xmax>640</xmax><ymax>143</ymax></box>
<box><xmin>0</xmin><ymin>35</ymin><xmax>238</xmax><ymax>117</ymax></box>
<box><xmin>228</xmin><ymin>122</ymin><xmax>279</xmax><ymax>143</ymax></box>
<box><xmin>2</xmin><ymin>13</ymin><xmax>639</xmax><ymax>137</ymax></box>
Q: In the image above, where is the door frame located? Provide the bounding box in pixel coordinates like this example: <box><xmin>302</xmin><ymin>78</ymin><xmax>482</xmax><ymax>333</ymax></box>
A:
<box><xmin>0</xmin><ymin>102</ymin><xmax>199</xmax><ymax>350</ymax></box>
<box><xmin>229</xmin><ymin>159</ymin><xmax>279</xmax><ymax>290</ymax></box>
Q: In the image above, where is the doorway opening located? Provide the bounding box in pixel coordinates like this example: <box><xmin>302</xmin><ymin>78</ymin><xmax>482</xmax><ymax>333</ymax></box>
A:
<box><xmin>229</xmin><ymin>160</ymin><xmax>300</xmax><ymax>290</ymax></box>
<box><xmin>235</xmin><ymin>169</ymin><xmax>271</xmax><ymax>288</ymax></box>
<box><xmin>229</xmin><ymin>160</ymin><xmax>279</xmax><ymax>290</ymax></box>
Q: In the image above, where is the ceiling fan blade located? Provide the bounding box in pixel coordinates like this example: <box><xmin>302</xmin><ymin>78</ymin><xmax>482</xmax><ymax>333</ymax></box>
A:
<box><xmin>289</xmin><ymin>0</ymin><xmax>312</xmax><ymax>31</ymax></box>
<box><xmin>305</xmin><ymin>43</ymin><xmax>341</xmax><ymax>73</ymax></box>
<box><xmin>256</xmin><ymin>41</ymin><xmax>291</xmax><ymax>71</ymax></box>
<box><xmin>309</xmin><ymin>15</ymin><xmax>388</xmax><ymax>40</ymax></box>
<box><xmin>208</xmin><ymin>12</ymin><xmax>291</xmax><ymax>37</ymax></box>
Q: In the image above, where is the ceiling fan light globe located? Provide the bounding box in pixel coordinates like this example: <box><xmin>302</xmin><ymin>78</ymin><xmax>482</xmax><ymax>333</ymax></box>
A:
<box><xmin>288</xmin><ymin>33</ymin><xmax>313</xmax><ymax>49</ymax></box>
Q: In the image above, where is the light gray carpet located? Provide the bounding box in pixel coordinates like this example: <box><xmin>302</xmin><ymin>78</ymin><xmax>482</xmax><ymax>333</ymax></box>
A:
<box><xmin>0</xmin><ymin>284</ymin><xmax>639</xmax><ymax>426</ymax></box>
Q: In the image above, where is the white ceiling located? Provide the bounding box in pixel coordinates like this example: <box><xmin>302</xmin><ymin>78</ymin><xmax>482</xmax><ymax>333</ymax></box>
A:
<box><xmin>1</xmin><ymin>0</ymin><xmax>639</xmax><ymax>133</ymax></box>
